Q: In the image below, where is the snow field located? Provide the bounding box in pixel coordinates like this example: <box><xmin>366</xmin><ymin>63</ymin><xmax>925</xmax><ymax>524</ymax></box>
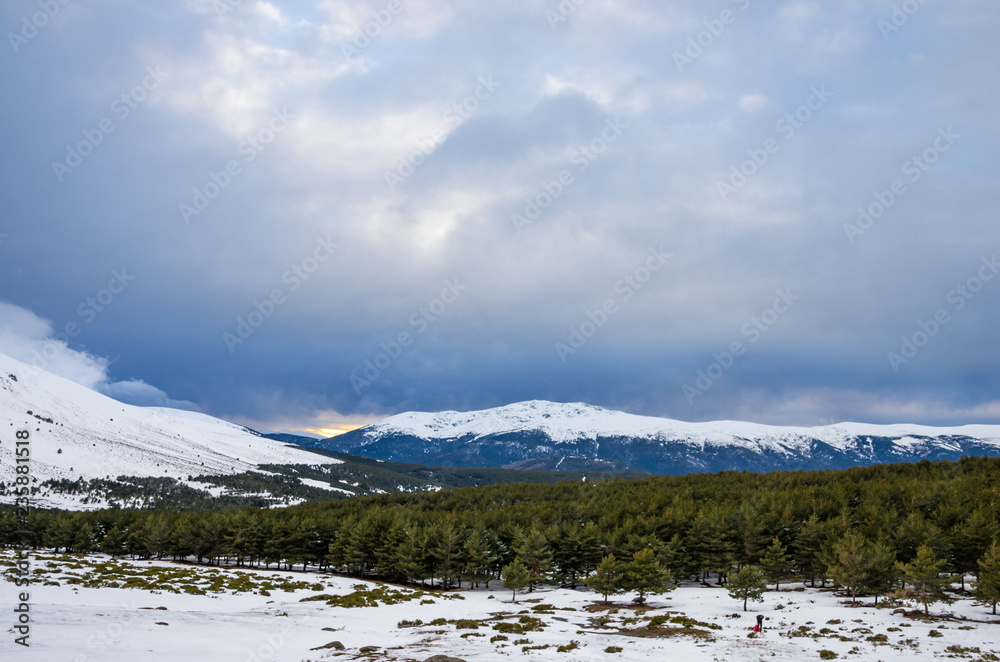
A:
<box><xmin>2</xmin><ymin>551</ymin><xmax>998</xmax><ymax>661</ymax></box>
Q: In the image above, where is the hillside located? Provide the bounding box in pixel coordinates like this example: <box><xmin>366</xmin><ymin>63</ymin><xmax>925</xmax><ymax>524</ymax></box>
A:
<box><xmin>0</xmin><ymin>354</ymin><xmax>634</xmax><ymax>511</ymax></box>
<box><xmin>309</xmin><ymin>400</ymin><xmax>1000</xmax><ymax>474</ymax></box>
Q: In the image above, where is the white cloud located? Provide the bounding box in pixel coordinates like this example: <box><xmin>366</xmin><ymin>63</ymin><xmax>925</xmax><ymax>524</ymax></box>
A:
<box><xmin>0</xmin><ymin>301</ymin><xmax>198</xmax><ymax>410</ymax></box>
<box><xmin>739</xmin><ymin>93</ymin><xmax>769</xmax><ymax>111</ymax></box>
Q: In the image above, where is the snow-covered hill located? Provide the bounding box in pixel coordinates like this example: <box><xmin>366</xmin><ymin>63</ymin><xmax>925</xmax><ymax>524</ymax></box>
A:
<box><xmin>0</xmin><ymin>352</ymin><xmax>340</xmax><ymax>508</ymax></box>
<box><xmin>315</xmin><ymin>400</ymin><xmax>1000</xmax><ymax>474</ymax></box>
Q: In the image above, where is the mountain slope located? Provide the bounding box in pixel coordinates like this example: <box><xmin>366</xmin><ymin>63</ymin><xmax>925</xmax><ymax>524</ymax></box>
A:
<box><xmin>309</xmin><ymin>400</ymin><xmax>1000</xmax><ymax>475</ymax></box>
<box><xmin>0</xmin><ymin>352</ymin><xmax>345</xmax><ymax>509</ymax></box>
<box><xmin>0</xmin><ymin>355</ymin><xmax>631</xmax><ymax>511</ymax></box>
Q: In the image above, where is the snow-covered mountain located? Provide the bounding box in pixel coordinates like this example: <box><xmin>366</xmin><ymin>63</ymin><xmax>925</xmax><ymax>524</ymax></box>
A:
<box><xmin>0</xmin><ymin>352</ymin><xmax>341</xmax><ymax>509</ymax></box>
<box><xmin>312</xmin><ymin>400</ymin><xmax>1000</xmax><ymax>474</ymax></box>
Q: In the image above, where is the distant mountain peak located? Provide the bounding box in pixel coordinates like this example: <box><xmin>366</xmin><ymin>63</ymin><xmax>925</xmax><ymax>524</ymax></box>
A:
<box><xmin>319</xmin><ymin>400</ymin><xmax>1000</xmax><ymax>475</ymax></box>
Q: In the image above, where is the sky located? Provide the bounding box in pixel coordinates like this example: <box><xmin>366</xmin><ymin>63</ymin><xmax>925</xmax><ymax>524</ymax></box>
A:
<box><xmin>0</xmin><ymin>0</ymin><xmax>998</xmax><ymax>434</ymax></box>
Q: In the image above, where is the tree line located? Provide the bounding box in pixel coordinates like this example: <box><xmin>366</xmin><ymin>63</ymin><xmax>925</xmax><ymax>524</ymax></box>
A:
<box><xmin>3</xmin><ymin>456</ymin><xmax>1000</xmax><ymax>613</ymax></box>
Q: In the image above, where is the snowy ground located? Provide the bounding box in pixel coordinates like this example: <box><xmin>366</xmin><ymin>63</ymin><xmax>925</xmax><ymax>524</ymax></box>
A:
<box><xmin>2</xmin><ymin>551</ymin><xmax>998</xmax><ymax>661</ymax></box>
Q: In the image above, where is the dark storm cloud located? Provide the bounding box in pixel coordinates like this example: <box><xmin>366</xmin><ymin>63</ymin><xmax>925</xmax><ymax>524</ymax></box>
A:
<box><xmin>1</xmin><ymin>0</ymin><xmax>998</xmax><ymax>429</ymax></box>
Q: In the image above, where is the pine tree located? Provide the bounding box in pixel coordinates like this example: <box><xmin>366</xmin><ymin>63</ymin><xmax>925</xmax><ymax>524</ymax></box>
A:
<box><xmin>794</xmin><ymin>513</ymin><xmax>824</xmax><ymax>587</ymax></box>
<box><xmin>974</xmin><ymin>541</ymin><xmax>1000</xmax><ymax>615</ymax></box>
<box><xmin>900</xmin><ymin>544</ymin><xmax>950</xmax><ymax>616</ymax></box>
<box><xmin>893</xmin><ymin>512</ymin><xmax>950</xmax><ymax>565</ymax></box>
<box><xmin>623</xmin><ymin>548</ymin><xmax>673</xmax><ymax>604</ymax></box>
<box><xmin>689</xmin><ymin>507</ymin><xmax>734</xmax><ymax>584</ymax></box>
<box><xmin>99</xmin><ymin>526</ymin><xmax>126</xmax><ymax>558</ymax></box>
<box><xmin>660</xmin><ymin>533</ymin><xmax>688</xmax><ymax>580</ymax></box>
<box><xmin>397</xmin><ymin>526</ymin><xmax>429</xmax><ymax>585</ymax></box>
<box><xmin>828</xmin><ymin>532</ymin><xmax>881</xmax><ymax>605</ymax></box>
<box><xmin>47</xmin><ymin>515</ymin><xmax>76</xmax><ymax>554</ymax></box>
<box><xmin>374</xmin><ymin>520</ymin><xmax>408</xmax><ymax>582</ymax></box>
<box><xmin>514</xmin><ymin>526</ymin><xmax>552</xmax><ymax>592</ymax></box>
<box><xmin>335</xmin><ymin>518</ymin><xmax>368</xmax><ymax>578</ymax></box>
<box><xmin>73</xmin><ymin>523</ymin><xmax>97</xmax><ymax>554</ymax></box>
<box><xmin>953</xmin><ymin>507</ymin><xmax>999</xmax><ymax>589</ymax></box>
<box><xmin>867</xmin><ymin>540</ymin><xmax>900</xmax><ymax>606</ymax></box>
<box><xmin>145</xmin><ymin>515</ymin><xmax>172</xmax><ymax>559</ymax></box>
<box><xmin>585</xmin><ymin>554</ymin><xmax>625</xmax><ymax>604</ymax></box>
<box><xmin>727</xmin><ymin>565</ymin><xmax>766</xmax><ymax>611</ymax></box>
<box><xmin>0</xmin><ymin>510</ymin><xmax>19</xmax><ymax>549</ymax></box>
<box><xmin>432</xmin><ymin>520</ymin><xmax>464</xmax><ymax>589</ymax></box>
<box><xmin>502</xmin><ymin>560</ymin><xmax>531</xmax><ymax>603</ymax></box>
<box><xmin>761</xmin><ymin>537</ymin><xmax>791</xmax><ymax>590</ymax></box>
<box><xmin>551</xmin><ymin>523</ymin><xmax>587</xmax><ymax>588</ymax></box>
<box><xmin>462</xmin><ymin>527</ymin><xmax>494</xmax><ymax>588</ymax></box>
<box><xmin>579</xmin><ymin>522</ymin><xmax>604</xmax><ymax>577</ymax></box>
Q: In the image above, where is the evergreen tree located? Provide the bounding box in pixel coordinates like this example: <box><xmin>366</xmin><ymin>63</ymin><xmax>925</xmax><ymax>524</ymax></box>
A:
<box><xmin>585</xmin><ymin>554</ymin><xmax>625</xmax><ymax>604</ymax></box>
<box><xmin>828</xmin><ymin>532</ymin><xmax>888</xmax><ymax>605</ymax></box>
<box><xmin>551</xmin><ymin>523</ymin><xmax>586</xmax><ymax>588</ymax></box>
<box><xmin>72</xmin><ymin>523</ymin><xmax>97</xmax><ymax>554</ymax></box>
<box><xmin>462</xmin><ymin>527</ymin><xmax>494</xmax><ymax>588</ymax></box>
<box><xmin>398</xmin><ymin>526</ymin><xmax>430</xmax><ymax>586</ymax></box>
<box><xmin>893</xmin><ymin>512</ymin><xmax>950</xmax><ymax>565</ymax></box>
<box><xmin>374</xmin><ymin>519</ymin><xmax>408</xmax><ymax>582</ymax></box>
<box><xmin>900</xmin><ymin>544</ymin><xmax>950</xmax><ymax>616</ymax></box>
<box><xmin>168</xmin><ymin>516</ymin><xmax>195</xmax><ymax>561</ymax></box>
<box><xmin>623</xmin><ymin>548</ymin><xmax>673</xmax><ymax>604</ymax></box>
<box><xmin>0</xmin><ymin>510</ymin><xmax>19</xmax><ymax>549</ymax></box>
<box><xmin>973</xmin><ymin>541</ymin><xmax>1000</xmax><ymax>615</ymax></box>
<box><xmin>514</xmin><ymin>526</ymin><xmax>552</xmax><ymax>592</ymax></box>
<box><xmin>736</xmin><ymin>506</ymin><xmax>770</xmax><ymax>567</ymax></box>
<box><xmin>865</xmin><ymin>541</ymin><xmax>900</xmax><ymax>606</ymax></box>
<box><xmin>334</xmin><ymin>518</ymin><xmax>368</xmax><ymax>577</ymax></box>
<box><xmin>727</xmin><ymin>565</ymin><xmax>766</xmax><ymax>611</ymax></box>
<box><xmin>99</xmin><ymin>526</ymin><xmax>126</xmax><ymax>558</ymax></box>
<box><xmin>432</xmin><ymin>520</ymin><xmax>464</xmax><ymax>589</ymax></box>
<box><xmin>952</xmin><ymin>507</ymin><xmax>999</xmax><ymax>589</ymax></box>
<box><xmin>761</xmin><ymin>537</ymin><xmax>791</xmax><ymax>590</ymax></box>
<box><xmin>689</xmin><ymin>507</ymin><xmax>733</xmax><ymax>584</ymax></box>
<box><xmin>794</xmin><ymin>513</ymin><xmax>824</xmax><ymax>587</ymax></box>
<box><xmin>47</xmin><ymin>515</ymin><xmax>76</xmax><ymax>553</ymax></box>
<box><xmin>145</xmin><ymin>515</ymin><xmax>173</xmax><ymax>560</ymax></box>
<box><xmin>502</xmin><ymin>560</ymin><xmax>531</xmax><ymax>602</ymax></box>
<box><xmin>660</xmin><ymin>533</ymin><xmax>689</xmax><ymax>580</ymax></box>
<box><xmin>579</xmin><ymin>522</ymin><xmax>604</xmax><ymax>578</ymax></box>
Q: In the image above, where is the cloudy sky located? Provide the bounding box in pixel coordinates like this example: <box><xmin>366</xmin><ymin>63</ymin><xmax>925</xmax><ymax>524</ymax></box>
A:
<box><xmin>1</xmin><ymin>0</ymin><xmax>998</xmax><ymax>433</ymax></box>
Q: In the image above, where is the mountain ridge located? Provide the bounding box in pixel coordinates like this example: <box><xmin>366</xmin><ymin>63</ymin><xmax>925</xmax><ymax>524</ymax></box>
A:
<box><xmin>308</xmin><ymin>400</ymin><xmax>1000</xmax><ymax>474</ymax></box>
